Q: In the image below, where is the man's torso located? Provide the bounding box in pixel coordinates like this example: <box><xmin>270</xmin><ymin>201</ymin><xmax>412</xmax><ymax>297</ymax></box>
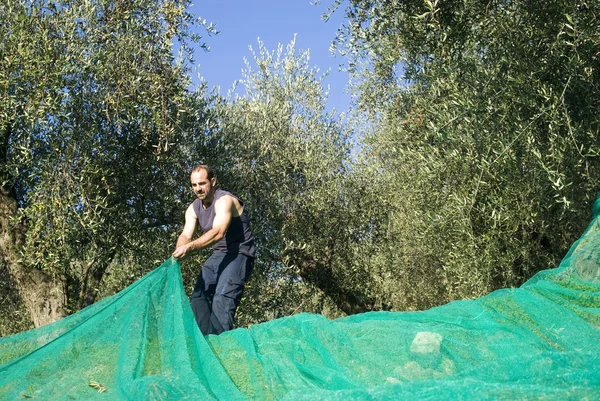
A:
<box><xmin>192</xmin><ymin>189</ymin><xmax>256</xmax><ymax>258</ymax></box>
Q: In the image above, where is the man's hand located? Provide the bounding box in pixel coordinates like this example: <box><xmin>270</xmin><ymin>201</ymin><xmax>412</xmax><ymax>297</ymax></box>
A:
<box><xmin>172</xmin><ymin>244</ymin><xmax>192</xmax><ymax>259</ymax></box>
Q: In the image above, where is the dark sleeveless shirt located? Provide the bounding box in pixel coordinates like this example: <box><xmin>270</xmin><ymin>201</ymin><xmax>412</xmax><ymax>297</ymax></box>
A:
<box><xmin>192</xmin><ymin>188</ymin><xmax>256</xmax><ymax>258</ymax></box>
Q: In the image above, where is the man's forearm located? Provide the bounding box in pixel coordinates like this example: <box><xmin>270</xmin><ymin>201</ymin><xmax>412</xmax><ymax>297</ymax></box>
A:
<box><xmin>176</xmin><ymin>234</ymin><xmax>192</xmax><ymax>248</ymax></box>
<box><xmin>186</xmin><ymin>229</ymin><xmax>222</xmax><ymax>252</ymax></box>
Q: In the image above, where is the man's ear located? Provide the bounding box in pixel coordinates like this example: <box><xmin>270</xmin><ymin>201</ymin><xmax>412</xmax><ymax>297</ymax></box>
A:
<box><xmin>211</xmin><ymin>177</ymin><xmax>217</xmax><ymax>186</ymax></box>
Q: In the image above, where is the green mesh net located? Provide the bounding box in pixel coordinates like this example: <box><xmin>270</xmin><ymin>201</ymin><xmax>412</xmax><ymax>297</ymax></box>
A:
<box><xmin>2</xmin><ymin>198</ymin><xmax>600</xmax><ymax>400</ymax></box>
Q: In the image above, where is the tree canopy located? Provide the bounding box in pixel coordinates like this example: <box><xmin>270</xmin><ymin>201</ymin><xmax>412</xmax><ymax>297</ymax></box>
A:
<box><xmin>328</xmin><ymin>0</ymin><xmax>600</xmax><ymax>308</ymax></box>
<box><xmin>0</xmin><ymin>0</ymin><xmax>212</xmax><ymax>331</ymax></box>
<box><xmin>1</xmin><ymin>0</ymin><xmax>599</xmax><ymax>334</ymax></box>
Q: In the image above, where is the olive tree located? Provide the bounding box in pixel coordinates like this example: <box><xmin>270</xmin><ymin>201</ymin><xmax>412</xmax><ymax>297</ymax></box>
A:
<box><xmin>199</xmin><ymin>38</ymin><xmax>368</xmax><ymax>324</ymax></box>
<box><xmin>0</xmin><ymin>0</ymin><xmax>213</xmax><ymax>331</ymax></box>
<box><xmin>327</xmin><ymin>0</ymin><xmax>600</xmax><ymax>309</ymax></box>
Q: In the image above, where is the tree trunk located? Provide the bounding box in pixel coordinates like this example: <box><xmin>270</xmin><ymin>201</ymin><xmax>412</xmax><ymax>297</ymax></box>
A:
<box><xmin>0</xmin><ymin>188</ymin><xmax>66</xmax><ymax>327</ymax></box>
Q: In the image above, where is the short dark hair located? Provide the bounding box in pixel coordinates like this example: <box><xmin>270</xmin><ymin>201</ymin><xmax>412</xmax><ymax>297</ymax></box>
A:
<box><xmin>191</xmin><ymin>165</ymin><xmax>214</xmax><ymax>180</ymax></box>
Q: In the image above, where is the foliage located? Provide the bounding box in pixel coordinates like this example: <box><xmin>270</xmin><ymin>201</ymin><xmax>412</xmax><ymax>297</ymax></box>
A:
<box><xmin>0</xmin><ymin>0</ymin><xmax>215</xmax><ymax>328</ymax></box>
<box><xmin>203</xmin><ymin>38</ymin><xmax>362</xmax><ymax>323</ymax></box>
<box><xmin>3</xmin><ymin>0</ymin><xmax>599</xmax><ymax>334</ymax></box>
<box><xmin>329</xmin><ymin>0</ymin><xmax>600</xmax><ymax>309</ymax></box>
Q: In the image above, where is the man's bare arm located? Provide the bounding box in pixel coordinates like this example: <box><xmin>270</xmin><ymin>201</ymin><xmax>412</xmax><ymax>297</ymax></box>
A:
<box><xmin>173</xmin><ymin>204</ymin><xmax>198</xmax><ymax>258</ymax></box>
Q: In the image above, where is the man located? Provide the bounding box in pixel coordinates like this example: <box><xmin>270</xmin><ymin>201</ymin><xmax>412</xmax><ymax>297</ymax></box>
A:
<box><xmin>173</xmin><ymin>165</ymin><xmax>255</xmax><ymax>335</ymax></box>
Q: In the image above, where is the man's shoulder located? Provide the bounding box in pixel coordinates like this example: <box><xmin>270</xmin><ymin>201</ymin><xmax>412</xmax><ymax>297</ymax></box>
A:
<box><xmin>214</xmin><ymin>193</ymin><xmax>236</xmax><ymax>208</ymax></box>
<box><xmin>215</xmin><ymin>188</ymin><xmax>232</xmax><ymax>197</ymax></box>
<box><xmin>188</xmin><ymin>199</ymin><xmax>203</xmax><ymax>216</ymax></box>
<box><xmin>215</xmin><ymin>189</ymin><xmax>240</xmax><ymax>203</ymax></box>
<box><xmin>187</xmin><ymin>201</ymin><xmax>198</xmax><ymax>212</ymax></box>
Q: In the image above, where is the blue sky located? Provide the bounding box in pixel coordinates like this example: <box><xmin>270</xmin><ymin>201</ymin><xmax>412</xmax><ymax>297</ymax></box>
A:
<box><xmin>187</xmin><ymin>1</ymin><xmax>351</xmax><ymax>113</ymax></box>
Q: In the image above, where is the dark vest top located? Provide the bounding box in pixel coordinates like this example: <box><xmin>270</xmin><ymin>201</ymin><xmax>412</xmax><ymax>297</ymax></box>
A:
<box><xmin>193</xmin><ymin>189</ymin><xmax>256</xmax><ymax>258</ymax></box>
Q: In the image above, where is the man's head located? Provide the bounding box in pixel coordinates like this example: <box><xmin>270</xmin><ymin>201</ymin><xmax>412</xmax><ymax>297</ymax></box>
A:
<box><xmin>190</xmin><ymin>165</ymin><xmax>217</xmax><ymax>204</ymax></box>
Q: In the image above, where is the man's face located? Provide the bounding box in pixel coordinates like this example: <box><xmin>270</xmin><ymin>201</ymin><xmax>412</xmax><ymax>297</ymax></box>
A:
<box><xmin>190</xmin><ymin>170</ymin><xmax>216</xmax><ymax>202</ymax></box>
